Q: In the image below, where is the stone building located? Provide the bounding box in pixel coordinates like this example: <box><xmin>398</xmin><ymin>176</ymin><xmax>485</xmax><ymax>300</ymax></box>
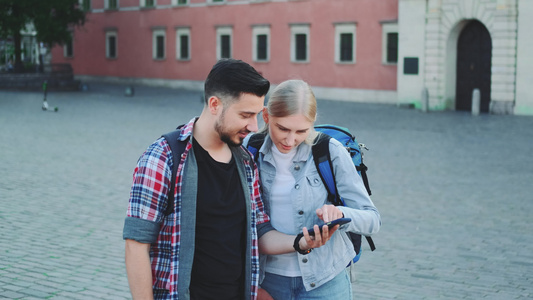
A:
<box><xmin>50</xmin><ymin>0</ymin><xmax>533</xmax><ymax>115</ymax></box>
<box><xmin>397</xmin><ymin>0</ymin><xmax>533</xmax><ymax>115</ymax></box>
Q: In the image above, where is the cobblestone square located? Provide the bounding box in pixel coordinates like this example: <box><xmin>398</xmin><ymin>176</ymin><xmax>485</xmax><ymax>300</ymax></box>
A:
<box><xmin>1</xmin><ymin>83</ymin><xmax>532</xmax><ymax>299</ymax></box>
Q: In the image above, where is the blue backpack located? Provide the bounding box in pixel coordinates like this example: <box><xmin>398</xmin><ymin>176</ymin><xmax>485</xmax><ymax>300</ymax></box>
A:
<box><xmin>247</xmin><ymin>124</ymin><xmax>375</xmax><ymax>263</ymax></box>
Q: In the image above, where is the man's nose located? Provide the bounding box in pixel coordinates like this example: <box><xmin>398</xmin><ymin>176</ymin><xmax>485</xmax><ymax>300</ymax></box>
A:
<box><xmin>247</xmin><ymin>117</ymin><xmax>259</xmax><ymax>133</ymax></box>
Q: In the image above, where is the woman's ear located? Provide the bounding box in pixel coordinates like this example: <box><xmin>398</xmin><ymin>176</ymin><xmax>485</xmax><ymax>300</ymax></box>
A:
<box><xmin>262</xmin><ymin>107</ymin><xmax>269</xmax><ymax>123</ymax></box>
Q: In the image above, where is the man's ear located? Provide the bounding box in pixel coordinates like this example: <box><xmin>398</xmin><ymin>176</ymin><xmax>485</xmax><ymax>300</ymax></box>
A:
<box><xmin>262</xmin><ymin>107</ymin><xmax>269</xmax><ymax>123</ymax></box>
<box><xmin>208</xmin><ymin>96</ymin><xmax>222</xmax><ymax>115</ymax></box>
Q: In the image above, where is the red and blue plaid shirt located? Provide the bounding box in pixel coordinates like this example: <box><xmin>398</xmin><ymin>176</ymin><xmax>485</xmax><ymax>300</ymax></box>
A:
<box><xmin>125</xmin><ymin>117</ymin><xmax>270</xmax><ymax>299</ymax></box>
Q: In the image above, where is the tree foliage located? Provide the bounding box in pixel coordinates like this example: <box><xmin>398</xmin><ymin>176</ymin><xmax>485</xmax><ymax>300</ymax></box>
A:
<box><xmin>0</xmin><ymin>0</ymin><xmax>86</xmax><ymax>71</ymax></box>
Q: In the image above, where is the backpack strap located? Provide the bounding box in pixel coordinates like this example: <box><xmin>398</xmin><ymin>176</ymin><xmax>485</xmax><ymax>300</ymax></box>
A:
<box><xmin>356</xmin><ymin>162</ymin><xmax>372</xmax><ymax>196</ymax></box>
<box><xmin>246</xmin><ymin>132</ymin><xmax>267</xmax><ymax>161</ymax></box>
<box><xmin>312</xmin><ymin>133</ymin><xmax>376</xmax><ymax>252</ymax></box>
<box><xmin>312</xmin><ymin>133</ymin><xmax>344</xmax><ymax>206</ymax></box>
<box><xmin>161</xmin><ymin>126</ymin><xmax>187</xmax><ymax>216</ymax></box>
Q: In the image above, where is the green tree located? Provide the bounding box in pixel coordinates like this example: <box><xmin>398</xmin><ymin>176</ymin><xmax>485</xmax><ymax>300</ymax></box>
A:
<box><xmin>0</xmin><ymin>0</ymin><xmax>85</xmax><ymax>72</ymax></box>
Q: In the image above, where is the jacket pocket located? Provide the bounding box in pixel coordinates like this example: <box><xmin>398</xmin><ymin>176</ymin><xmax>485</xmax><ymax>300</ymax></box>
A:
<box><xmin>306</xmin><ymin>173</ymin><xmax>324</xmax><ymax>188</ymax></box>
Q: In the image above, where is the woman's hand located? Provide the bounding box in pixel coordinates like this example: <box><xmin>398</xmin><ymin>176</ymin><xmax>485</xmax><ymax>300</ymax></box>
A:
<box><xmin>300</xmin><ymin>222</ymin><xmax>339</xmax><ymax>250</ymax></box>
<box><xmin>298</xmin><ymin>204</ymin><xmax>344</xmax><ymax>251</ymax></box>
<box><xmin>316</xmin><ymin>204</ymin><xmax>343</xmax><ymax>222</ymax></box>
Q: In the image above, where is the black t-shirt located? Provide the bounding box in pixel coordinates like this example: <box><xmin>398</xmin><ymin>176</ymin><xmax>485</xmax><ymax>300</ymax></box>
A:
<box><xmin>189</xmin><ymin>138</ymin><xmax>246</xmax><ymax>300</ymax></box>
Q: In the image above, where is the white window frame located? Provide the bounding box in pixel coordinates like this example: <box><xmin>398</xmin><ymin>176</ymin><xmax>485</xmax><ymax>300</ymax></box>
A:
<box><xmin>171</xmin><ymin>0</ymin><xmax>188</xmax><ymax>5</ymax></box>
<box><xmin>290</xmin><ymin>24</ymin><xmax>310</xmax><ymax>63</ymax></box>
<box><xmin>64</xmin><ymin>31</ymin><xmax>74</xmax><ymax>58</ymax></box>
<box><xmin>140</xmin><ymin>0</ymin><xmax>155</xmax><ymax>7</ymax></box>
<box><xmin>106</xmin><ymin>31</ymin><xmax>117</xmax><ymax>59</ymax></box>
<box><xmin>252</xmin><ymin>25</ymin><xmax>270</xmax><ymax>62</ymax></box>
<box><xmin>382</xmin><ymin>22</ymin><xmax>399</xmax><ymax>65</ymax></box>
<box><xmin>176</xmin><ymin>27</ymin><xmax>191</xmax><ymax>61</ymax></box>
<box><xmin>216</xmin><ymin>26</ymin><xmax>232</xmax><ymax>60</ymax></box>
<box><xmin>334</xmin><ymin>23</ymin><xmax>356</xmax><ymax>64</ymax></box>
<box><xmin>105</xmin><ymin>0</ymin><xmax>119</xmax><ymax>9</ymax></box>
<box><xmin>64</xmin><ymin>40</ymin><xmax>74</xmax><ymax>58</ymax></box>
<box><xmin>209</xmin><ymin>0</ymin><xmax>225</xmax><ymax>4</ymax></box>
<box><xmin>79</xmin><ymin>0</ymin><xmax>91</xmax><ymax>11</ymax></box>
<box><xmin>152</xmin><ymin>28</ymin><xmax>166</xmax><ymax>60</ymax></box>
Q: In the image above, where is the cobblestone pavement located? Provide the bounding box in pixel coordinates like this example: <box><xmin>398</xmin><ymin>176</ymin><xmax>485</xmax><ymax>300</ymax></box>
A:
<box><xmin>1</xmin><ymin>83</ymin><xmax>532</xmax><ymax>299</ymax></box>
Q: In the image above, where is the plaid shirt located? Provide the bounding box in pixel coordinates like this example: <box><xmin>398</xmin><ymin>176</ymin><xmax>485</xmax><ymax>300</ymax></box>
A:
<box><xmin>125</xmin><ymin>117</ymin><xmax>270</xmax><ymax>299</ymax></box>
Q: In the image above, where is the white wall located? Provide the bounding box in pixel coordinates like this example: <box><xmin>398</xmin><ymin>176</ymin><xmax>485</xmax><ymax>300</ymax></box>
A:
<box><xmin>515</xmin><ymin>0</ymin><xmax>533</xmax><ymax>115</ymax></box>
<box><xmin>397</xmin><ymin>0</ymin><xmax>427</xmax><ymax>107</ymax></box>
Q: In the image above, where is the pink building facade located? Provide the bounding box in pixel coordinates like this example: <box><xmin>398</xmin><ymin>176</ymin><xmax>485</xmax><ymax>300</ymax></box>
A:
<box><xmin>52</xmin><ymin>0</ymin><xmax>399</xmax><ymax>103</ymax></box>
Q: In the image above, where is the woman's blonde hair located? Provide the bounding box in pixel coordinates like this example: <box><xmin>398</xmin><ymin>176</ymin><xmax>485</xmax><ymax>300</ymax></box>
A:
<box><xmin>261</xmin><ymin>79</ymin><xmax>318</xmax><ymax>144</ymax></box>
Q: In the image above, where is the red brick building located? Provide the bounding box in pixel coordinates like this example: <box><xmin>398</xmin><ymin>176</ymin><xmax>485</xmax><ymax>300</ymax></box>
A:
<box><xmin>52</xmin><ymin>0</ymin><xmax>399</xmax><ymax>103</ymax></box>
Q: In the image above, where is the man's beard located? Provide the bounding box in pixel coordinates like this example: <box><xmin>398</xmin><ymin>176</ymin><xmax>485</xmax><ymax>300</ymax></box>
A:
<box><xmin>215</xmin><ymin>111</ymin><xmax>247</xmax><ymax>147</ymax></box>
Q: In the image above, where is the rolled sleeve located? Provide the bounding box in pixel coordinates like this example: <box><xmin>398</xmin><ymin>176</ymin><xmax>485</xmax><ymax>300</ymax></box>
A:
<box><xmin>123</xmin><ymin>217</ymin><xmax>161</xmax><ymax>244</ymax></box>
<box><xmin>256</xmin><ymin>221</ymin><xmax>275</xmax><ymax>239</ymax></box>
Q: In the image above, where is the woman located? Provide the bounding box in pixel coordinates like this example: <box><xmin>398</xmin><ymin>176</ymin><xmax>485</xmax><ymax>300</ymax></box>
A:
<box><xmin>249</xmin><ymin>80</ymin><xmax>381</xmax><ymax>299</ymax></box>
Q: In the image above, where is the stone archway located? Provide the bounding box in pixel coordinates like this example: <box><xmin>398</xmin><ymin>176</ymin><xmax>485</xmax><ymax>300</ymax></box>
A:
<box><xmin>455</xmin><ymin>20</ymin><xmax>492</xmax><ymax>112</ymax></box>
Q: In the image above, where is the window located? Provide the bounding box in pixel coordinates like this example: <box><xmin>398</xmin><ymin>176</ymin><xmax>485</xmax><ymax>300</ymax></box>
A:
<box><xmin>141</xmin><ymin>0</ymin><xmax>155</xmax><ymax>7</ymax></box>
<box><xmin>386</xmin><ymin>33</ymin><xmax>398</xmax><ymax>63</ymax></box>
<box><xmin>106</xmin><ymin>31</ymin><xmax>117</xmax><ymax>59</ymax></box>
<box><xmin>106</xmin><ymin>0</ymin><xmax>118</xmax><ymax>9</ymax></box>
<box><xmin>172</xmin><ymin>0</ymin><xmax>188</xmax><ymax>5</ymax></box>
<box><xmin>334</xmin><ymin>23</ymin><xmax>356</xmax><ymax>64</ymax></box>
<box><xmin>252</xmin><ymin>25</ymin><xmax>270</xmax><ymax>62</ymax></box>
<box><xmin>80</xmin><ymin>0</ymin><xmax>91</xmax><ymax>11</ymax></box>
<box><xmin>216</xmin><ymin>26</ymin><xmax>232</xmax><ymax>59</ymax></box>
<box><xmin>152</xmin><ymin>28</ymin><xmax>166</xmax><ymax>60</ymax></box>
<box><xmin>64</xmin><ymin>38</ymin><xmax>73</xmax><ymax>58</ymax></box>
<box><xmin>210</xmin><ymin>0</ymin><xmax>225</xmax><ymax>3</ymax></box>
<box><xmin>290</xmin><ymin>24</ymin><xmax>310</xmax><ymax>63</ymax></box>
<box><xmin>176</xmin><ymin>27</ymin><xmax>190</xmax><ymax>60</ymax></box>
<box><xmin>381</xmin><ymin>22</ymin><xmax>398</xmax><ymax>64</ymax></box>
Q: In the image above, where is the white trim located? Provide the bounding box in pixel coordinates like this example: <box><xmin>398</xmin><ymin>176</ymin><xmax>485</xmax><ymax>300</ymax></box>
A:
<box><xmin>252</xmin><ymin>25</ymin><xmax>270</xmax><ymax>62</ymax></box>
<box><xmin>63</xmin><ymin>42</ymin><xmax>73</xmax><ymax>58</ymax></box>
<box><xmin>75</xmin><ymin>75</ymin><xmax>397</xmax><ymax>104</ymax></box>
<box><xmin>176</xmin><ymin>27</ymin><xmax>191</xmax><ymax>60</ymax></box>
<box><xmin>79</xmin><ymin>0</ymin><xmax>91</xmax><ymax>11</ymax></box>
<box><xmin>105</xmin><ymin>31</ymin><xmax>118</xmax><ymax>59</ymax></box>
<box><xmin>312</xmin><ymin>86</ymin><xmax>396</xmax><ymax>104</ymax></box>
<box><xmin>140</xmin><ymin>0</ymin><xmax>156</xmax><ymax>7</ymax></box>
<box><xmin>382</xmin><ymin>22</ymin><xmax>398</xmax><ymax>65</ymax></box>
<box><xmin>105</xmin><ymin>0</ymin><xmax>119</xmax><ymax>9</ymax></box>
<box><xmin>290</xmin><ymin>24</ymin><xmax>310</xmax><ymax>63</ymax></box>
<box><xmin>75</xmin><ymin>75</ymin><xmax>204</xmax><ymax>91</ymax></box>
<box><xmin>152</xmin><ymin>29</ymin><xmax>166</xmax><ymax>60</ymax></box>
<box><xmin>64</xmin><ymin>32</ymin><xmax>74</xmax><ymax>58</ymax></box>
<box><xmin>334</xmin><ymin>23</ymin><xmax>356</xmax><ymax>64</ymax></box>
<box><xmin>171</xmin><ymin>0</ymin><xmax>188</xmax><ymax>5</ymax></box>
<box><xmin>216</xmin><ymin>26</ymin><xmax>232</xmax><ymax>59</ymax></box>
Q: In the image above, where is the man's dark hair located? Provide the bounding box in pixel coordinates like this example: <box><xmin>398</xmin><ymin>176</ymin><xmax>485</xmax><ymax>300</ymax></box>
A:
<box><xmin>204</xmin><ymin>59</ymin><xmax>270</xmax><ymax>105</ymax></box>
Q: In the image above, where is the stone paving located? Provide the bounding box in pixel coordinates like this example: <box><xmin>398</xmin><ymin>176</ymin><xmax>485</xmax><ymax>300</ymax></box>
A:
<box><xmin>1</xmin><ymin>83</ymin><xmax>532</xmax><ymax>299</ymax></box>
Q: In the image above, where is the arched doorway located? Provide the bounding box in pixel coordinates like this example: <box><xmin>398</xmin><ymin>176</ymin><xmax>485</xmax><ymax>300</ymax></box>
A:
<box><xmin>456</xmin><ymin>20</ymin><xmax>492</xmax><ymax>112</ymax></box>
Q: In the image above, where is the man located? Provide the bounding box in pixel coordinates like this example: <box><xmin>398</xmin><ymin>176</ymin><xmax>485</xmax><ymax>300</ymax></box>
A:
<box><xmin>124</xmin><ymin>59</ymin><xmax>333</xmax><ymax>300</ymax></box>
<box><xmin>124</xmin><ymin>59</ymin><xmax>270</xmax><ymax>299</ymax></box>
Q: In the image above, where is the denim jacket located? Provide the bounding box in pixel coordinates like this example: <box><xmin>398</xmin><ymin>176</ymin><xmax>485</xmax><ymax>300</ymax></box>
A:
<box><xmin>245</xmin><ymin>134</ymin><xmax>381</xmax><ymax>291</ymax></box>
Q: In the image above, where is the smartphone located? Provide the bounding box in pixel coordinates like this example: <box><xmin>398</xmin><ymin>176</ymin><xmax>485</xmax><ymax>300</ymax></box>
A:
<box><xmin>306</xmin><ymin>218</ymin><xmax>351</xmax><ymax>236</ymax></box>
